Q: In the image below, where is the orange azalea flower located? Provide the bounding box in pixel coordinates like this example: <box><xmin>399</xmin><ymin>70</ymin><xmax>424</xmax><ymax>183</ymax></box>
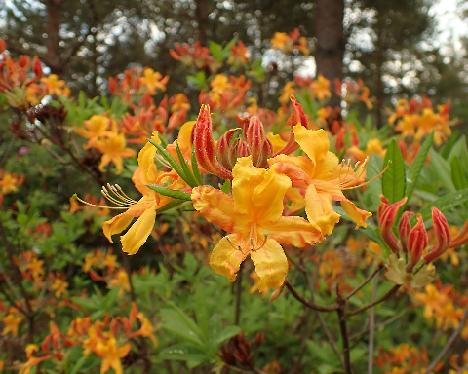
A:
<box><xmin>101</xmin><ymin>133</ymin><xmax>184</xmax><ymax>254</ymax></box>
<box><xmin>108</xmin><ymin>270</ymin><xmax>130</xmax><ymax>296</ymax></box>
<box><xmin>96</xmin><ymin>132</ymin><xmax>135</xmax><ymax>173</ymax></box>
<box><xmin>279</xmin><ymin>82</ymin><xmax>295</xmax><ymax>106</ymax></box>
<box><xmin>269</xmin><ymin>125</ymin><xmax>371</xmax><ymax>236</ymax></box>
<box><xmin>0</xmin><ymin>170</ymin><xmax>23</xmax><ymax>194</ymax></box>
<box><xmin>51</xmin><ymin>278</ymin><xmax>68</xmax><ymax>298</ymax></box>
<box><xmin>310</xmin><ymin>75</ymin><xmax>331</xmax><ymax>101</ymax></box>
<box><xmin>2</xmin><ymin>311</ymin><xmax>22</xmax><ymax>336</ymax></box>
<box><xmin>191</xmin><ymin>156</ymin><xmax>322</xmax><ymax>292</ymax></box>
<box><xmin>40</xmin><ymin>74</ymin><xmax>70</xmax><ymax>96</ymax></box>
<box><xmin>228</xmin><ymin>41</ymin><xmax>249</xmax><ymax>66</ymax></box>
<box><xmin>139</xmin><ymin>68</ymin><xmax>169</xmax><ymax>94</ymax></box>
<box><xmin>76</xmin><ymin>115</ymin><xmax>113</xmax><ymax>149</ymax></box>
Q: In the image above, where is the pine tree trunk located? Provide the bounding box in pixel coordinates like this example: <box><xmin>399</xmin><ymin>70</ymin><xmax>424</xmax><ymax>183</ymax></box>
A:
<box><xmin>195</xmin><ymin>0</ymin><xmax>209</xmax><ymax>45</ymax></box>
<box><xmin>45</xmin><ymin>0</ymin><xmax>62</xmax><ymax>73</ymax></box>
<box><xmin>314</xmin><ymin>0</ymin><xmax>345</xmax><ymax>106</ymax></box>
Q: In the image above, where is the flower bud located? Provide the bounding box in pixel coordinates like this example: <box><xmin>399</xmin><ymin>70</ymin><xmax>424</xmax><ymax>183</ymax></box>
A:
<box><xmin>424</xmin><ymin>207</ymin><xmax>450</xmax><ymax>264</ymax></box>
<box><xmin>0</xmin><ymin>39</ymin><xmax>6</xmax><ymax>54</ymax></box>
<box><xmin>216</xmin><ymin>128</ymin><xmax>242</xmax><ymax>170</ymax></box>
<box><xmin>193</xmin><ymin>104</ymin><xmax>232</xmax><ymax>179</ymax></box>
<box><xmin>245</xmin><ymin>116</ymin><xmax>272</xmax><ymax>167</ymax></box>
<box><xmin>398</xmin><ymin>211</ymin><xmax>413</xmax><ymax>252</ymax></box>
<box><xmin>32</xmin><ymin>57</ymin><xmax>43</xmax><ymax>79</ymax></box>
<box><xmin>377</xmin><ymin>196</ymin><xmax>407</xmax><ymax>253</ymax></box>
<box><xmin>407</xmin><ymin>215</ymin><xmax>428</xmax><ymax>271</ymax></box>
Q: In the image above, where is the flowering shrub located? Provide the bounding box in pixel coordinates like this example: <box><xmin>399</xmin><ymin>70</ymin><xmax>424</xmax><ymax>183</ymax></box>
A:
<box><xmin>0</xmin><ymin>32</ymin><xmax>466</xmax><ymax>374</ymax></box>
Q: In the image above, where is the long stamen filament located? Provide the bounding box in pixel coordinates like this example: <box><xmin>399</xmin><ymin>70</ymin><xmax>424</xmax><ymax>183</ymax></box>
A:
<box><xmin>72</xmin><ymin>194</ymin><xmax>127</xmax><ymax>210</ymax></box>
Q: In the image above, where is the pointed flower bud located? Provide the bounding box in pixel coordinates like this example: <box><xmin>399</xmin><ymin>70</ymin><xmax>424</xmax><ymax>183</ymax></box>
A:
<box><xmin>32</xmin><ymin>57</ymin><xmax>43</xmax><ymax>79</ymax></box>
<box><xmin>407</xmin><ymin>215</ymin><xmax>428</xmax><ymax>271</ymax></box>
<box><xmin>245</xmin><ymin>116</ymin><xmax>272</xmax><ymax>167</ymax></box>
<box><xmin>193</xmin><ymin>105</ymin><xmax>232</xmax><ymax>179</ymax></box>
<box><xmin>424</xmin><ymin>207</ymin><xmax>451</xmax><ymax>264</ymax></box>
<box><xmin>377</xmin><ymin>196</ymin><xmax>407</xmax><ymax>254</ymax></box>
<box><xmin>398</xmin><ymin>211</ymin><xmax>414</xmax><ymax>252</ymax></box>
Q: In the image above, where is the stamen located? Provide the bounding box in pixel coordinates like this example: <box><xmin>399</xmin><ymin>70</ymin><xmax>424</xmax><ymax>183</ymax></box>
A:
<box><xmin>108</xmin><ymin>183</ymin><xmax>137</xmax><ymax>204</ymax></box>
<box><xmin>101</xmin><ymin>186</ymin><xmax>131</xmax><ymax>206</ymax></box>
<box><xmin>72</xmin><ymin>194</ymin><xmax>127</xmax><ymax>210</ymax></box>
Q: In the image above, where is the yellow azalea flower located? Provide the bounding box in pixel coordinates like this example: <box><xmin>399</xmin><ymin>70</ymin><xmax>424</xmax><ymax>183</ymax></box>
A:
<box><xmin>109</xmin><ymin>270</ymin><xmax>130</xmax><ymax>296</ymax></box>
<box><xmin>191</xmin><ymin>156</ymin><xmax>322</xmax><ymax>292</ymax></box>
<box><xmin>94</xmin><ymin>334</ymin><xmax>131</xmax><ymax>374</ymax></box>
<box><xmin>267</xmin><ymin>132</ymin><xmax>287</xmax><ymax>155</ymax></box>
<box><xmin>0</xmin><ymin>171</ymin><xmax>23</xmax><ymax>194</ymax></box>
<box><xmin>2</xmin><ymin>313</ymin><xmax>22</xmax><ymax>336</ymax></box>
<box><xmin>271</xmin><ymin>32</ymin><xmax>290</xmax><ymax>51</ymax></box>
<box><xmin>166</xmin><ymin>121</ymin><xmax>195</xmax><ymax>162</ymax></box>
<box><xmin>40</xmin><ymin>74</ymin><xmax>70</xmax><ymax>96</ymax></box>
<box><xmin>139</xmin><ymin>67</ymin><xmax>168</xmax><ymax>94</ymax></box>
<box><xmin>269</xmin><ymin>125</ymin><xmax>371</xmax><ymax>236</ymax></box>
<box><xmin>51</xmin><ymin>278</ymin><xmax>68</xmax><ymax>298</ymax></box>
<box><xmin>211</xmin><ymin>74</ymin><xmax>231</xmax><ymax>96</ymax></box>
<box><xmin>96</xmin><ymin>132</ymin><xmax>135</xmax><ymax>173</ymax></box>
<box><xmin>102</xmin><ymin>133</ymin><xmax>184</xmax><ymax>255</ymax></box>
<box><xmin>76</xmin><ymin>115</ymin><xmax>113</xmax><ymax>149</ymax></box>
<box><xmin>311</xmin><ymin>75</ymin><xmax>331</xmax><ymax>101</ymax></box>
<box><xmin>366</xmin><ymin>138</ymin><xmax>386</xmax><ymax>158</ymax></box>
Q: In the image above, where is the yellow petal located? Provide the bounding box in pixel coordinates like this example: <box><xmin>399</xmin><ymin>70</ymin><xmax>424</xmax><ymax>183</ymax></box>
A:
<box><xmin>305</xmin><ymin>184</ymin><xmax>340</xmax><ymax>236</ymax></box>
<box><xmin>102</xmin><ymin>212</ymin><xmax>134</xmax><ymax>243</ymax></box>
<box><xmin>293</xmin><ymin>125</ymin><xmax>329</xmax><ymax>168</ymax></box>
<box><xmin>266</xmin><ymin>216</ymin><xmax>323</xmax><ymax>247</ymax></box>
<box><xmin>137</xmin><ymin>133</ymin><xmax>160</xmax><ymax>184</ymax></box>
<box><xmin>341</xmin><ymin>200</ymin><xmax>372</xmax><ymax>228</ymax></box>
<box><xmin>251</xmin><ymin>239</ymin><xmax>288</xmax><ymax>291</ymax></box>
<box><xmin>191</xmin><ymin>186</ymin><xmax>236</xmax><ymax>233</ymax></box>
<box><xmin>209</xmin><ymin>235</ymin><xmax>248</xmax><ymax>282</ymax></box>
<box><xmin>120</xmin><ymin>207</ymin><xmax>156</xmax><ymax>255</ymax></box>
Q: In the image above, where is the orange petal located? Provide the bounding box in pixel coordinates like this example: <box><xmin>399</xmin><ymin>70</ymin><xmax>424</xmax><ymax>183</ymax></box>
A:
<box><xmin>266</xmin><ymin>216</ymin><xmax>323</xmax><ymax>247</ymax></box>
<box><xmin>305</xmin><ymin>184</ymin><xmax>340</xmax><ymax>236</ymax></box>
<box><xmin>102</xmin><ymin>212</ymin><xmax>134</xmax><ymax>243</ymax></box>
<box><xmin>191</xmin><ymin>186</ymin><xmax>236</xmax><ymax>233</ymax></box>
<box><xmin>120</xmin><ymin>207</ymin><xmax>156</xmax><ymax>255</ymax></box>
<box><xmin>341</xmin><ymin>200</ymin><xmax>372</xmax><ymax>228</ymax></box>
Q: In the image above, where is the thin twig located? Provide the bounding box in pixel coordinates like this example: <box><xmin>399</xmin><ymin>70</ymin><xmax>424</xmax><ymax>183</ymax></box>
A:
<box><xmin>336</xmin><ymin>286</ymin><xmax>352</xmax><ymax>374</ymax></box>
<box><xmin>367</xmin><ymin>277</ymin><xmax>378</xmax><ymax>373</ymax></box>
<box><xmin>346</xmin><ymin>264</ymin><xmax>383</xmax><ymax>301</ymax></box>
<box><xmin>424</xmin><ymin>311</ymin><xmax>467</xmax><ymax>374</ymax></box>
<box><xmin>285</xmin><ymin>281</ymin><xmax>338</xmax><ymax>312</ymax></box>
<box><xmin>347</xmin><ymin>285</ymin><xmax>400</xmax><ymax>317</ymax></box>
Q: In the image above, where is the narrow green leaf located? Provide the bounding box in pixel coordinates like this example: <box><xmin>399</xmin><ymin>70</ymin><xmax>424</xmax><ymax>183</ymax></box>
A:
<box><xmin>191</xmin><ymin>147</ymin><xmax>203</xmax><ymax>185</ymax></box>
<box><xmin>382</xmin><ymin>139</ymin><xmax>406</xmax><ymax>203</ymax></box>
<box><xmin>451</xmin><ymin>158</ymin><xmax>468</xmax><ymax>190</ymax></box>
<box><xmin>406</xmin><ymin>133</ymin><xmax>432</xmax><ymax>203</ymax></box>
<box><xmin>175</xmin><ymin>142</ymin><xmax>197</xmax><ymax>187</ymax></box>
<box><xmin>147</xmin><ymin>185</ymin><xmax>191</xmax><ymax>201</ymax></box>
<box><xmin>148</xmin><ymin>138</ymin><xmax>192</xmax><ymax>185</ymax></box>
<box><xmin>429</xmin><ymin>148</ymin><xmax>455</xmax><ymax>192</ymax></box>
<box><xmin>421</xmin><ymin>188</ymin><xmax>468</xmax><ymax>220</ymax></box>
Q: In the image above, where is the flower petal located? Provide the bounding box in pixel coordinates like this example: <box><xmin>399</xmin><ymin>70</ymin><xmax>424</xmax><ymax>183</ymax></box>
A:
<box><xmin>341</xmin><ymin>200</ymin><xmax>372</xmax><ymax>228</ymax></box>
<box><xmin>251</xmin><ymin>239</ymin><xmax>288</xmax><ymax>291</ymax></box>
<box><xmin>266</xmin><ymin>216</ymin><xmax>323</xmax><ymax>247</ymax></box>
<box><xmin>305</xmin><ymin>184</ymin><xmax>340</xmax><ymax>236</ymax></box>
<box><xmin>191</xmin><ymin>186</ymin><xmax>236</xmax><ymax>233</ymax></box>
<box><xmin>102</xmin><ymin>212</ymin><xmax>134</xmax><ymax>243</ymax></box>
<box><xmin>209</xmin><ymin>235</ymin><xmax>248</xmax><ymax>282</ymax></box>
<box><xmin>120</xmin><ymin>207</ymin><xmax>156</xmax><ymax>255</ymax></box>
<box><xmin>293</xmin><ymin>125</ymin><xmax>330</xmax><ymax>168</ymax></box>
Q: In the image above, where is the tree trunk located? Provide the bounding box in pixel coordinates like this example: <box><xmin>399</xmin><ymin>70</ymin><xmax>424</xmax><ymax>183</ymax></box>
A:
<box><xmin>195</xmin><ymin>0</ymin><xmax>209</xmax><ymax>45</ymax></box>
<box><xmin>374</xmin><ymin>11</ymin><xmax>384</xmax><ymax>128</ymax></box>
<box><xmin>45</xmin><ymin>0</ymin><xmax>62</xmax><ymax>73</ymax></box>
<box><xmin>314</xmin><ymin>0</ymin><xmax>345</xmax><ymax>106</ymax></box>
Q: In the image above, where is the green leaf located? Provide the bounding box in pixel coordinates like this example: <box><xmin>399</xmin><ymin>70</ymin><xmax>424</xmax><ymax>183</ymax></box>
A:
<box><xmin>209</xmin><ymin>41</ymin><xmax>223</xmax><ymax>62</ymax></box>
<box><xmin>213</xmin><ymin>325</ymin><xmax>241</xmax><ymax>345</ymax></box>
<box><xmin>406</xmin><ymin>133</ymin><xmax>432</xmax><ymax>203</ymax></box>
<box><xmin>160</xmin><ymin>306</ymin><xmax>206</xmax><ymax>347</ymax></box>
<box><xmin>191</xmin><ymin>147</ymin><xmax>203</xmax><ymax>185</ymax></box>
<box><xmin>147</xmin><ymin>185</ymin><xmax>191</xmax><ymax>201</ymax></box>
<box><xmin>421</xmin><ymin>188</ymin><xmax>468</xmax><ymax>220</ymax></box>
<box><xmin>175</xmin><ymin>142</ymin><xmax>197</xmax><ymax>187</ymax></box>
<box><xmin>382</xmin><ymin>139</ymin><xmax>406</xmax><ymax>202</ymax></box>
<box><xmin>148</xmin><ymin>138</ymin><xmax>192</xmax><ymax>186</ymax></box>
<box><xmin>428</xmin><ymin>148</ymin><xmax>455</xmax><ymax>192</ymax></box>
<box><xmin>451</xmin><ymin>157</ymin><xmax>468</xmax><ymax>190</ymax></box>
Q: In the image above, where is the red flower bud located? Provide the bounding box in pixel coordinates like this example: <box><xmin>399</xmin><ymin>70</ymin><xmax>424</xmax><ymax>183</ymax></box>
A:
<box><xmin>32</xmin><ymin>57</ymin><xmax>43</xmax><ymax>79</ymax></box>
<box><xmin>245</xmin><ymin>116</ymin><xmax>272</xmax><ymax>167</ymax></box>
<box><xmin>424</xmin><ymin>207</ymin><xmax>451</xmax><ymax>264</ymax></box>
<box><xmin>193</xmin><ymin>105</ymin><xmax>232</xmax><ymax>179</ymax></box>
<box><xmin>449</xmin><ymin>219</ymin><xmax>468</xmax><ymax>248</ymax></box>
<box><xmin>398</xmin><ymin>211</ymin><xmax>414</xmax><ymax>252</ymax></box>
<box><xmin>407</xmin><ymin>215</ymin><xmax>428</xmax><ymax>271</ymax></box>
<box><xmin>216</xmin><ymin>128</ymin><xmax>242</xmax><ymax>170</ymax></box>
<box><xmin>273</xmin><ymin>96</ymin><xmax>308</xmax><ymax>156</ymax></box>
<box><xmin>377</xmin><ymin>196</ymin><xmax>407</xmax><ymax>253</ymax></box>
